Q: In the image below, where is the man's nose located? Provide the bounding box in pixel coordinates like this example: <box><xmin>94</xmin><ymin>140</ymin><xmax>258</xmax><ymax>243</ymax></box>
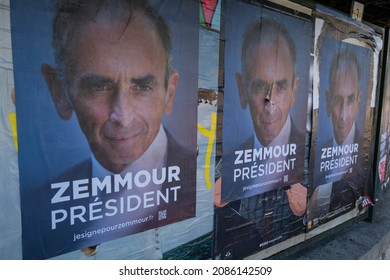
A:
<box><xmin>110</xmin><ymin>89</ymin><xmax>132</xmax><ymax>126</ymax></box>
<box><xmin>263</xmin><ymin>98</ymin><xmax>276</xmax><ymax>112</ymax></box>
<box><xmin>264</xmin><ymin>84</ymin><xmax>276</xmax><ymax>110</ymax></box>
<box><xmin>339</xmin><ymin>100</ymin><xmax>347</xmax><ymax>120</ymax></box>
<box><xmin>265</xmin><ymin>82</ymin><xmax>274</xmax><ymax>102</ymax></box>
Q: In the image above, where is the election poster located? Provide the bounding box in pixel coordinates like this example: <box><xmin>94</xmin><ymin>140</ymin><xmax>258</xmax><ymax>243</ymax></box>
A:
<box><xmin>312</xmin><ymin>37</ymin><xmax>370</xmax><ymax>187</ymax></box>
<box><xmin>214</xmin><ymin>0</ymin><xmax>311</xmax><ymax>259</ymax></box>
<box><xmin>306</xmin><ymin>5</ymin><xmax>381</xmax><ymax>230</ymax></box>
<box><xmin>220</xmin><ymin>0</ymin><xmax>311</xmax><ymax>203</ymax></box>
<box><xmin>163</xmin><ymin>2</ymin><xmax>222</xmax><ymax>259</ymax></box>
<box><xmin>11</xmin><ymin>0</ymin><xmax>199</xmax><ymax>259</ymax></box>
<box><xmin>377</xmin><ymin>31</ymin><xmax>390</xmax><ymax>189</ymax></box>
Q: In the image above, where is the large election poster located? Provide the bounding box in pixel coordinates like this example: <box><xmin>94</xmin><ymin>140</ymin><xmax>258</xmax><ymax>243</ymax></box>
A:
<box><xmin>214</xmin><ymin>0</ymin><xmax>311</xmax><ymax>259</ymax></box>
<box><xmin>312</xmin><ymin>39</ymin><xmax>370</xmax><ymax>187</ymax></box>
<box><xmin>12</xmin><ymin>0</ymin><xmax>198</xmax><ymax>259</ymax></box>
<box><xmin>306</xmin><ymin>6</ymin><xmax>380</xmax><ymax>230</ymax></box>
<box><xmin>377</xmin><ymin>31</ymin><xmax>390</xmax><ymax>189</ymax></box>
<box><xmin>220</xmin><ymin>0</ymin><xmax>310</xmax><ymax>203</ymax></box>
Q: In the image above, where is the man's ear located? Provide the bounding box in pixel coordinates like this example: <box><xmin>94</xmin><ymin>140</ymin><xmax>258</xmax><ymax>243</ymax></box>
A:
<box><xmin>291</xmin><ymin>75</ymin><xmax>299</xmax><ymax>105</ymax></box>
<box><xmin>235</xmin><ymin>72</ymin><xmax>247</xmax><ymax>109</ymax></box>
<box><xmin>41</xmin><ymin>64</ymin><xmax>73</xmax><ymax>120</ymax></box>
<box><xmin>325</xmin><ymin>89</ymin><xmax>331</xmax><ymax>117</ymax></box>
<box><xmin>357</xmin><ymin>90</ymin><xmax>362</xmax><ymax>105</ymax></box>
<box><xmin>354</xmin><ymin>90</ymin><xmax>362</xmax><ymax>117</ymax></box>
<box><xmin>164</xmin><ymin>71</ymin><xmax>179</xmax><ymax>115</ymax></box>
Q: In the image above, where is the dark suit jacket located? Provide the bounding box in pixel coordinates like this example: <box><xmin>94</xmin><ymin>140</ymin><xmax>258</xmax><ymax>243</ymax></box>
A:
<box><xmin>23</xmin><ymin>129</ymin><xmax>196</xmax><ymax>259</ymax></box>
<box><xmin>314</xmin><ymin>125</ymin><xmax>363</xmax><ymax>186</ymax></box>
<box><xmin>310</xmin><ymin>126</ymin><xmax>364</xmax><ymax>224</ymax></box>
<box><xmin>58</xmin><ymin>130</ymin><xmax>196</xmax><ymax>224</ymax></box>
<box><xmin>222</xmin><ymin>120</ymin><xmax>306</xmax><ymax>202</ymax></box>
<box><xmin>213</xmin><ymin>121</ymin><xmax>306</xmax><ymax>259</ymax></box>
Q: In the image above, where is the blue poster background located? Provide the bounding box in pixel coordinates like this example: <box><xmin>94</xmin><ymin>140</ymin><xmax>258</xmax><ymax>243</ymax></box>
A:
<box><xmin>12</xmin><ymin>0</ymin><xmax>199</xmax><ymax>259</ymax></box>
<box><xmin>313</xmin><ymin>37</ymin><xmax>371</xmax><ymax>186</ymax></box>
<box><xmin>221</xmin><ymin>0</ymin><xmax>312</xmax><ymax>202</ymax></box>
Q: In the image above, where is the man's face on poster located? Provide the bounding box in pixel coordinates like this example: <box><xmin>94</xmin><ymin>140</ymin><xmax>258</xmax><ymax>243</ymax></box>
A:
<box><xmin>237</xmin><ymin>38</ymin><xmax>298</xmax><ymax>146</ymax></box>
<box><xmin>42</xmin><ymin>13</ymin><xmax>178</xmax><ymax>173</ymax></box>
<box><xmin>326</xmin><ymin>62</ymin><xmax>360</xmax><ymax>145</ymax></box>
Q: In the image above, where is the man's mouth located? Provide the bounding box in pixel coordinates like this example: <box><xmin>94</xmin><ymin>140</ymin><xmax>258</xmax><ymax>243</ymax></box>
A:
<box><xmin>105</xmin><ymin>132</ymin><xmax>140</xmax><ymax>143</ymax></box>
<box><xmin>261</xmin><ymin>118</ymin><xmax>278</xmax><ymax>126</ymax></box>
<box><xmin>337</xmin><ymin>122</ymin><xmax>348</xmax><ymax>130</ymax></box>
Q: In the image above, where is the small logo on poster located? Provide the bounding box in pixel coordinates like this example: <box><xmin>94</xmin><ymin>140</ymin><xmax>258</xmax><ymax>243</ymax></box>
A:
<box><xmin>158</xmin><ymin>210</ymin><xmax>167</xmax><ymax>221</ymax></box>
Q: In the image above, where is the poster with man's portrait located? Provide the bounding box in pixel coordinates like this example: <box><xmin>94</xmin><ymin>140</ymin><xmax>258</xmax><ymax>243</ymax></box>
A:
<box><xmin>213</xmin><ymin>0</ymin><xmax>311</xmax><ymax>260</ymax></box>
<box><xmin>220</xmin><ymin>0</ymin><xmax>311</xmax><ymax>203</ymax></box>
<box><xmin>312</xmin><ymin>38</ymin><xmax>371</xmax><ymax>187</ymax></box>
<box><xmin>306</xmin><ymin>4</ymin><xmax>380</xmax><ymax>231</ymax></box>
<box><xmin>11</xmin><ymin>0</ymin><xmax>198</xmax><ymax>259</ymax></box>
<box><xmin>377</xmin><ymin>31</ymin><xmax>390</xmax><ymax>188</ymax></box>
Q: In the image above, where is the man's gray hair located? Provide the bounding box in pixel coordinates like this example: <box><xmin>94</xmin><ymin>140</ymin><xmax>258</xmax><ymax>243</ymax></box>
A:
<box><xmin>51</xmin><ymin>0</ymin><xmax>173</xmax><ymax>87</ymax></box>
<box><xmin>328</xmin><ymin>47</ymin><xmax>361</xmax><ymax>93</ymax></box>
<box><xmin>240</xmin><ymin>16</ymin><xmax>297</xmax><ymax>82</ymax></box>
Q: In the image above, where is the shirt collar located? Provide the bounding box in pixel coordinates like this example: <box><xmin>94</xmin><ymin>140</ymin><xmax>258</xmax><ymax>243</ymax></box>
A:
<box><xmin>254</xmin><ymin>115</ymin><xmax>291</xmax><ymax>149</ymax></box>
<box><xmin>333</xmin><ymin>122</ymin><xmax>355</xmax><ymax>146</ymax></box>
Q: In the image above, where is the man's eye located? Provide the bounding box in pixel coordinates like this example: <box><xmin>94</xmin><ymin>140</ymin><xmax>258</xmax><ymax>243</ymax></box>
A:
<box><xmin>333</xmin><ymin>96</ymin><xmax>342</xmax><ymax>105</ymax></box>
<box><xmin>93</xmin><ymin>83</ymin><xmax>114</xmax><ymax>92</ymax></box>
<box><xmin>132</xmin><ymin>84</ymin><xmax>152</xmax><ymax>92</ymax></box>
<box><xmin>348</xmin><ymin>95</ymin><xmax>355</xmax><ymax>104</ymax></box>
<box><xmin>257</xmin><ymin>85</ymin><xmax>267</xmax><ymax>91</ymax></box>
<box><xmin>276</xmin><ymin>81</ymin><xmax>289</xmax><ymax>92</ymax></box>
<box><xmin>250</xmin><ymin>85</ymin><xmax>267</xmax><ymax>95</ymax></box>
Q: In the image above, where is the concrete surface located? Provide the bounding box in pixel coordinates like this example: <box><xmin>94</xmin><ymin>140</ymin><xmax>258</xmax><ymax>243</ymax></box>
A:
<box><xmin>285</xmin><ymin>186</ymin><xmax>390</xmax><ymax>260</ymax></box>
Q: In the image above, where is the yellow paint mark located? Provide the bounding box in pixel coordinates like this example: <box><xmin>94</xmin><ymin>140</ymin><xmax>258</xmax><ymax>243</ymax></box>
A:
<box><xmin>8</xmin><ymin>112</ymin><xmax>18</xmax><ymax>152</ymax></box>
<box><xmin>197</xmin><ymin>112</ymin><xmax>217</xmax><ymax>190</ymax></box>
